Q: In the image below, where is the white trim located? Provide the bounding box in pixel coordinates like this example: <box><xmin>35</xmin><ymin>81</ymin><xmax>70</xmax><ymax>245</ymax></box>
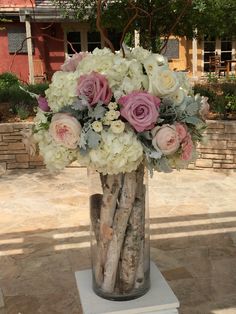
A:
<box><xmin>25</xmin><ymin>19</ymin><xmax>34</xmax><ymax>84</ymax></box>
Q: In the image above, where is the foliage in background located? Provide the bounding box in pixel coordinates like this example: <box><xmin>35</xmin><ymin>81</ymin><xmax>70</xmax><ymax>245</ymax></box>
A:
<box><xmin>193</xmin><ymin>82</ymin><xmax>236</xmax><ymax>119</ymax></box>
<box><xmin>0</xmin><ymin>72</ymin><xmax>49</xmax><ymax>120</ymax></box>
<box><xmin>52</xmin><ymin>0</ymin><xmax>236</xmax><ymax>52</ymax></box>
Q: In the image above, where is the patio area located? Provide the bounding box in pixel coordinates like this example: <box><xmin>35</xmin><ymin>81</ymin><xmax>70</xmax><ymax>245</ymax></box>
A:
<box><xmin>0</xmin><ymin>167</ymin><xmax>236</xmax><ymax>314</ymax></box>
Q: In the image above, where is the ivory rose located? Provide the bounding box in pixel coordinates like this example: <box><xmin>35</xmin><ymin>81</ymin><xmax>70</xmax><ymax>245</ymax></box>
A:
<box><xmin>49</xmin><ymin>113</ymin><xmax>81</xmax><ymax>149</ymax></box>
<box><xmin>119</xmin><ymin>91</ymin><xmax>161</xmax><ymax>132</ymax></box>
<box><xmin>77</xmin><ymin>71</ymin><xmax>112</xmax><ymax>106</ymax></box>
<box><xmin>148</xmin><ymin>67</ymin><xmax>179</xmax><ymax>97</ymax></box>
<box><xmin>152</xmin><ymin>125</ymin><xmax>180</xmax><ymax>155</ymax></box>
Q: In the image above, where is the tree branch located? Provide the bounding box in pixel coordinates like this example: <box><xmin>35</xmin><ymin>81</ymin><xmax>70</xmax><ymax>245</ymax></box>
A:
<box><xmin>96</xmin><ymin>0</ymin><xmax>115</xmax><ymax>53</ymax></box>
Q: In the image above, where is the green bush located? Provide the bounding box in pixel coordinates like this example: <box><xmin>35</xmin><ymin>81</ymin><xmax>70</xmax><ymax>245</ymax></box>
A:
<box><xmin>0</xmin><ymin>72</ymin><xmax>19</xmax><ymax>89</ymax></box>
<box><xmin>0</xmin><ymin>88</ymin><xmax>11</xmax><ymax>103</ymax></box>
<box><xmin>220</xmin><ymin>82</ymin><xmax>236</xmax><ymax>96</ymax></box>
<box><xmin>8</xmin><ymin>85</ymin><xmax>36</xmax><ymax>107</ymax></box>
<box><xmin>27</xmin><ymin>82</ymin><xmax>49</xmax><ymax>96</ymax></box>
<box><xmin>193</xmin><ymin>84</ymin><xmax>216</xmax><ymax>106</ymax></box>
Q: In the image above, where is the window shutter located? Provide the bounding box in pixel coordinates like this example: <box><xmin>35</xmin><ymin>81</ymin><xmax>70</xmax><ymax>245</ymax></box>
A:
<box><xmin>8</xmin><ymin>26</ymin><xmax>29</xmax><ymax>54</ymax></box>
<box><xmin>163</xmin><ymin>39</ymin><xmax>179</xmax><ymax>59</ymax></box>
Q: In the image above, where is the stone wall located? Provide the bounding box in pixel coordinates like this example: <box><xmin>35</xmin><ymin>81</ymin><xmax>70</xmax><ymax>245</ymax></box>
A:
<box><xmin>0</xmin><ymin>122</ymin><xmax>44</xmax><ymax>172</ymax></box>
<box><xmin>0</xmin><ymin>120</ymin><xmax>236</xmax><ymax>172</ymax></box>
<box><xmin>193</xmin><ymin>120</ymin><xmax>236</xmax><ymax>170</ymax></box>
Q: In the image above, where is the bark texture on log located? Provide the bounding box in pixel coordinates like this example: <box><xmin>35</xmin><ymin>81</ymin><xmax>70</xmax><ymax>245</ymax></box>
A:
<box><xmin>94</xmin><ymin>174</ymin><xmax>122</xmax><ymax>285</ymax></box>
<box><xmin>120</xmin><ymin>164</ymin><xmax>145</xmax><ymax>292</ymax></box>
<box><xmin>101</xmin><ymin>171</ymin><xmax>137</xmax><ymax>293</ymax></box>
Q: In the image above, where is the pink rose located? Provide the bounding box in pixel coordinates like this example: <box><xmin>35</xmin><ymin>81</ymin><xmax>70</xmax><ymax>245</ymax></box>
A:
<box><xmin>49</xmin><ymin>113</ymin><xmax>81</xmax><ymax>149</ymax></box>
<box><xmin>118</xmin><ymin>91</ymin><xmax>160</xmax><ymax>132</ymax></box>
<box><xmin>37</xmin><ymin>96</ymin><xmax>50</xmax><ymax>112</ymax></box>
<box><xmin>77</xmin><ymin>71</ymin><xmax>112</xmax><ymax>106</ymax></box>
<box><xmin>151</xmin><ymin>124</ymin><xmax>180</xmax><ymax>155</ymax></box>
<box><xmin>175</xmin><ymin>123</ymin><xmax>187</xmax><ymax>142</ymax></box>
<box><xmin>61</xmin><ymin>52</ymin><xmax>88</xmax><ymax>72</ymax></box>
<box><xmin>181</xmin><ymin>133</ymin><xmax>193</xmax><ymax>161</ymax></box>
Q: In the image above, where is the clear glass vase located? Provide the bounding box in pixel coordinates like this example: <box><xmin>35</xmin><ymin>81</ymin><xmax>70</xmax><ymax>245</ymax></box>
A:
<box><xmin>88</xmin><ymin>163</ymin><xmax>150</xmax><ymax>301</ymax></box>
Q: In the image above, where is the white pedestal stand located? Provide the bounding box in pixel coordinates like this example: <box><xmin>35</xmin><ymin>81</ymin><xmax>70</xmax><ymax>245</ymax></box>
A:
<box><xmin>75</xmin><ymin>262</ymin><xmax>179</xmax><ymax>314</ymax></box>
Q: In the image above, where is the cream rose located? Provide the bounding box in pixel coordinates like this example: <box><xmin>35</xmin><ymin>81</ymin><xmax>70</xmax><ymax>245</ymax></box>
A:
<box><xmin>49</xmin><ymin>113</ymin><xmax>81</xmax><ymax>149</ymax></box>
<box><xmin>148</xmin><ymin>67</ymin><xmax>179</xmax><ymax>97</ymax></box>
<box><xmin>152</xmin><ymin>124</ymin><xmax>180</xmax><ymax>155</ymax></box>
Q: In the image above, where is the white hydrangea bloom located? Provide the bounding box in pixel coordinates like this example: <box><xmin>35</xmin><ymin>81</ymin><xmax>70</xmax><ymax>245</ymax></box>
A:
<box><xmin>83</xmin><ymin>128</ymin><xmax>143</xmax><ymax>175</ymax></box>
<box><xmin>45</xmin><ymin>71</ymin><xmax>80</xmax><ymax>112</ymax></box>
<box><xmin>130</xmin><ymin>47</ymin><xmax>151</xmax><ymax>63</ymax></box>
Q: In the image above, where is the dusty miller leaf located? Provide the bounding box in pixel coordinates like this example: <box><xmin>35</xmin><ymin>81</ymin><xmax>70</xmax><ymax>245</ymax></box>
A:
<box><xmin>87</xmin><ymin>129</ymin><xmax>101</xmax><ymax>149</ymax></box>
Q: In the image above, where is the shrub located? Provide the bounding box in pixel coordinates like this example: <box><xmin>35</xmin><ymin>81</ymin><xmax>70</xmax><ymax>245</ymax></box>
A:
<box><xmin>0</xmin><ymin>72</ymin><xmax>19</xmax><ymax>89</ymax></box>
<box><xmin>193</xmin><ymin>84</ymin><xmax>216</xmax><ymax>106</ymax></box>
<box><xmin>27</xmin><ymin>82</ymin><xmax>49</xmax><ymax>96</ymax></box>
<box><xmin>220</xmin><ymin>82</ymin><xmax>236</xmax><ymax>96</ymax></box>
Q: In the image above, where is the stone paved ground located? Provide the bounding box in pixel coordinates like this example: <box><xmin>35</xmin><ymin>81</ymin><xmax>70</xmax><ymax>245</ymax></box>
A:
<box><xmin>0</xmin><ymin>168</ymin><xmax>236</xmax><ymax>314</ymax></box>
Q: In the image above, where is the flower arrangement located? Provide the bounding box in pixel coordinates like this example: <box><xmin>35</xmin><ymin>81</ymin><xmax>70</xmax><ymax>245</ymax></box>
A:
<box><xmin>33</xmin><ymin>46</ymin><xmax>208</xmax><ymax>175</ymax></box>
<box><xmin>31</xmin><ymin>46</ymin><xmax>209</xmax><ymax>299</ymax></box>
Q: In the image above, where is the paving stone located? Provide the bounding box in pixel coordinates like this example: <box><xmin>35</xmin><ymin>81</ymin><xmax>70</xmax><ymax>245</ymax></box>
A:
<box><xmin>0</xmin><ymin>168</ymin><xmax>235</xmax><ymax>314</ymax></box>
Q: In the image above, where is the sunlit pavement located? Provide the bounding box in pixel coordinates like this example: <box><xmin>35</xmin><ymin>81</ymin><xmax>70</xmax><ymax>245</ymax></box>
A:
<box><xmin>0</xmin><ymin>167</ymin><xmax>236</xmax><ymax>314</ymax></box>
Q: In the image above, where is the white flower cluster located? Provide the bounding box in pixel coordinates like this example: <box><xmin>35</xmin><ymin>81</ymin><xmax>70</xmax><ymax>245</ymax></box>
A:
<box><xmin>45</xmin><ymin>71</ymin><xmax>80</xmax><ymax>112</ymax></box>
<box><xmin>82</xmin><ymin>128</ymin><xmax>143</xmax><ymax>175</ymax></box>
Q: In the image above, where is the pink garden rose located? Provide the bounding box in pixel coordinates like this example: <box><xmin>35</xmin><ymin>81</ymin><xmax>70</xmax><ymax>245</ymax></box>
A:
<box><xmin>151</xmin><ymin>124</ymin><xmax>180</xmax><ymax>155</ymax></box>
<box><xmin>49</xmin><ymin>113</ymin><xmax>81</xmax><ymax>149</ymax></box>
<box><xmin>37</xmin><ymin>96</ymin><xmax>50</xmax><ymax>112</ymax></box>
<box><xmin>118</xmin><ymin>91</ymin><xmax>161</xmax><ymax>132</ymax></box>
<box><xmin>77</xmin><ymin>71</ymin><xmax>112</xmax><ymax>106</ymax></box>
<box><xmin>61</xmin><ymin>52</ymin><xmax>88</xmax><ymax>72</ymax></box>
<box><xmin>175</xmin><ymin>123</ymin><xmax>187</xmax><ymax>142</ymax></box>
<box><xmin>181</xmin><ymin>133</ymin><xmax>193</xmax><ymax>161</ymax></box>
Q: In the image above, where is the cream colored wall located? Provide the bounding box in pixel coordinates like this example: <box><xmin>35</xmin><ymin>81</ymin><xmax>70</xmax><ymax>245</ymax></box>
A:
<box><xmin>167</xmin><ymin>36</ymin><xmax>188</xmax><ymax>72</ymax></box>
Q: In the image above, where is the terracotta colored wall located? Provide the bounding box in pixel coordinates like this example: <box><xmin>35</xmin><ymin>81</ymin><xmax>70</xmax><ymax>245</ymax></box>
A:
<box><xmin>0</xmin><ymin>0</ymin><xmax>34</xmax><ymax>8</ymax></box>
<box><xmin>0</xmin><ymin>23</ymin><xmax>29</xmax><ymax>82</ymax></box>
<box><xmin>0</xmin><ymin>21</ymin><xmax>65</xmax><ymax>82</ymax></box>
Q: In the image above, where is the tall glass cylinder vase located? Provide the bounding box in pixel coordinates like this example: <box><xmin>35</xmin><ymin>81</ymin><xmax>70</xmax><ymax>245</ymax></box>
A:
<box><xmin>88</xmin><ymin>163</ymin><xmax>150</xmax><ymax>301</ymax></box>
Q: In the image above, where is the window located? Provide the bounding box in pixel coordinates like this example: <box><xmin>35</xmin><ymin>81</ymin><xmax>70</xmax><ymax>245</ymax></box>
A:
<box><xmin>87</xmin><ymin>32</ymin><xmax>101</xmax><ymax>52</ymax></box>
<box><xmin>67</xmin><ymin>32</ymin><xmax>81</xmax><ymax>56</ymax></box>
<box><xmin>8</xmin><ymin>26</ymin><xmax>28</xmax><ymax>54</ymax></box>
<box><xmin>203</xmin><ymin>37</ymin><xmax>233</xmax><ymax>72</ymax></box>
<box><xmin>203</xmin><ymin>37</ymin><xmax>216</xmax><ymax>72</ymax></box>
<box><xmin>162</xmin><ymin>39</ymin><xmax>179</xmax><ymax>60</ymax></box>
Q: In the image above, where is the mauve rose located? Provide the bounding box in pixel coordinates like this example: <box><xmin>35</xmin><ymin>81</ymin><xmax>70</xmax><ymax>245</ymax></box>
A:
<box><xmin>175</xmin><ymin>123</ymin><xmax>187</xmax><ymax>142</ymax></box>
<box><xmin>181</xmin><ymin>133</ymin><xmax>193</xmax><ymax>161</ymax></box>
<box><xmin>77</xmin><ymin>71</ymin><xmax>112</xmax><ymax>106</ymax></box>
<box><xmin>38</xmin><ymin>96</ymin><xmax>50</xmax><ymax>112</ymax></box>
<box><xmin>118</xmin><ymin>91</ymin><xmax>160</xmax><ymax>132</ymax></box>
<box><xmin>152</xmin><ymin>124</ymin><xmax>180</xmax><ymax>155</ymax></box>
<box><xmin>49</xmin><ymin>113</ymin><xmax>81</xmax><ymax>149</ymax></box>
<box><xmin>61</xmin><ymin>52</ymin><xmax>88</xmax><ymax>72</ymax></box>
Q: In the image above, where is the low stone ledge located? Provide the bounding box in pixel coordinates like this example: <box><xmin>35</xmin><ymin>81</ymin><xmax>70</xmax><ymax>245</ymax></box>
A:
<box><xmin>0</xmin><ymin>120</ymin><xmax>235</xmax><ymax>171</ymax></box>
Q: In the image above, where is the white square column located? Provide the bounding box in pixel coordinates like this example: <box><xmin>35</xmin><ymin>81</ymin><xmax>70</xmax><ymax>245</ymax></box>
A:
<box><xmin>75</xmin><ymin>262</ymin><xmax>179</xmax><ymax>314</ymax></box>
